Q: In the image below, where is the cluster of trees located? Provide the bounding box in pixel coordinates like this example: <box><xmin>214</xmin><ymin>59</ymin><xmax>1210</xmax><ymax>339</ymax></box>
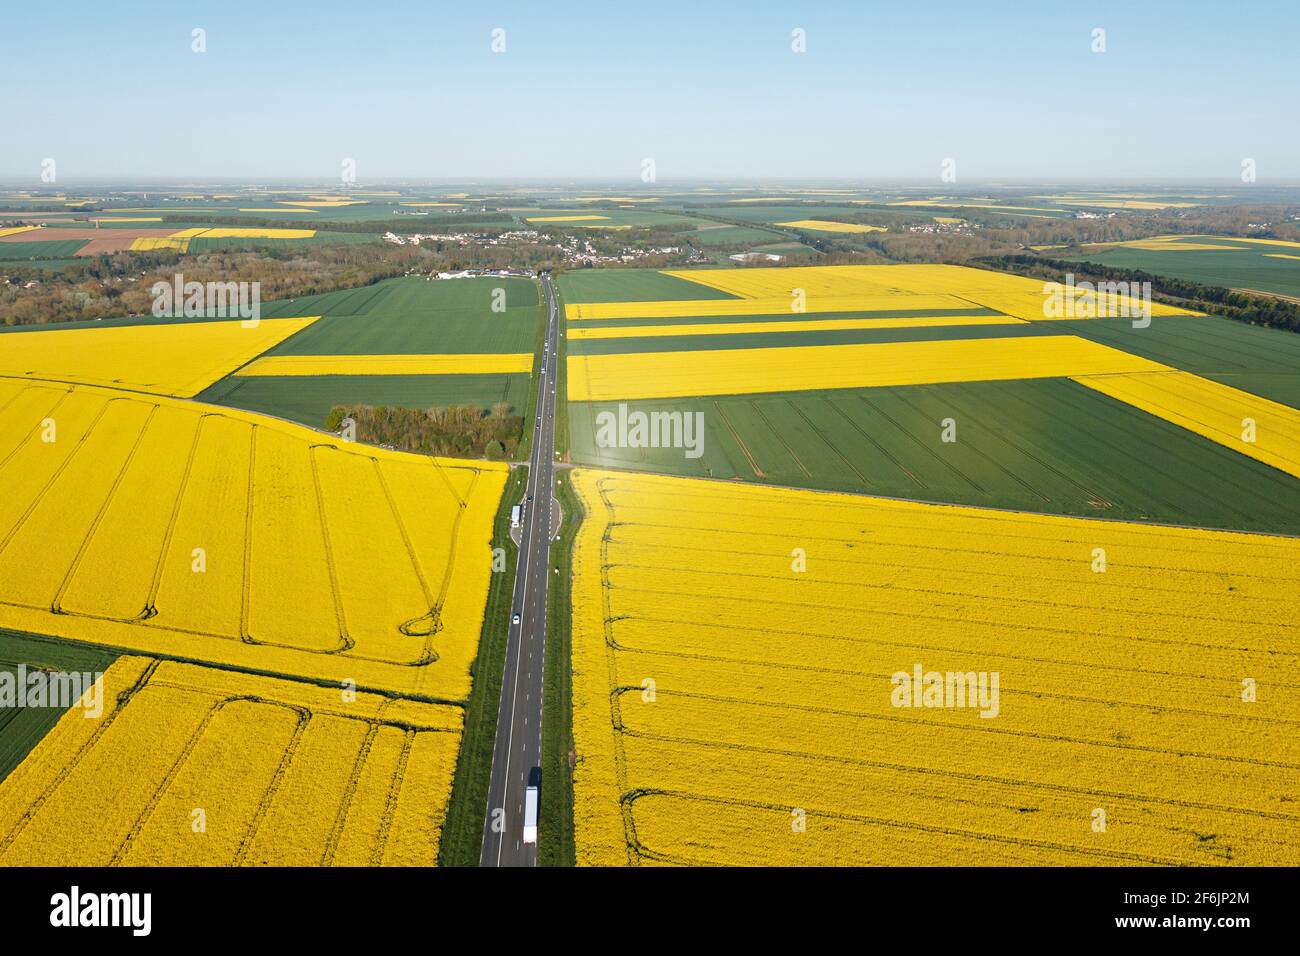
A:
<box><xmin>408</xmin><ymin>238</ymin><xmax>565</xmax><ymax>272</ymax></box>
<box><xmin>2</xmin><ymin>232</ymin><xmax>572</xmax><ymax>326</ymax></box>
<box><xmin>0</xmin><ymin>243</ymin><xmax>433</xmax><ymax>326</ymax></box>
<box><xmin>977</xmin><ymin>254</ymin><xmax>1300</xmax><ymax>333</ymax></box>
<box><xmin>795</xmin><ymin>203</ymin><xmax>1300</xmax><ymax>268</ymax></box>
<box><xmin>1006</xmin><ymin>206</ymin><xmax>1300</xmax><ymax>251</ymax></box>
<box><xmin>324</xmin><ymin>402</ymin><xmax>523</xmax><ymax>460</ymax></box>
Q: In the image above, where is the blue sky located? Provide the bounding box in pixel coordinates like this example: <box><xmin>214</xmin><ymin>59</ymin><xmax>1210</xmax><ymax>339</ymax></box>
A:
<box><xmin>2</xmin><ymin>0</ymin><xmax>1297</xmax><ymax>180</ymax></box>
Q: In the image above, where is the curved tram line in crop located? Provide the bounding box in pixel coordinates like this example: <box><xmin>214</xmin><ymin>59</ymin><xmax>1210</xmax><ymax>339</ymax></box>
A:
<box><xmin>571</xmin><ymin>470</ymin><xmax>1300</xmax><ymax>867</ymax></box>
<box><xmin>0</xmin><ymin>658</ymin><xmax>460</xmax><ymax>865</ymax></box>
<box><xmin>0</xmin><ymin>377</ymin><xmax>506</xmax><ymax>699</ymax></box>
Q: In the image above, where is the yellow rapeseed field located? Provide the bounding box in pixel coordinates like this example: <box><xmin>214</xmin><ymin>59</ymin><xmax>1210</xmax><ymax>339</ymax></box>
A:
<box><xmin>0</xmin><ymin>317</ymin><xmax>318</xmax><ymax>397</ymax></box>
<box><xmin>1091</xmin><ymin>240</ymin><xmax>1248</xmax><ymax>252</ymax></box>
<box><xmin>276</xmin><ymin>200</ymin><xmax>366</xmax><ymax>207</ymax></box>
<box><xmin>886</xmin><ymin>200</ymin><xmax>1063</xmax><ymax>214</ymax></box>
<box><xmin>0</xmin><ymin>226</ymin><xmax>41</xmax><ymax>239</ymax></box>
<box><xmin>0</xmin><ymin>377</ymin><xmax>505</xmax><ymax>699</ymax></box>
<box><xmin>1052</xmin><ymin>200</ymin><xmax>1200</xmax><ymax>210</ymax></box>
<box><xmin>169</xmin><ymin>228</ymin><xmax>317</xmax><ymax>239</ymax></box>
<box><xmin>1074</xmin><ymin>370</ymin><xmax>1300</xmax><ymax>479</ymax></box>
<box><xmin>236</xmin><ymin>353</ymin><xmax>534</xmax><ymax>376</ymax></box>
<box><xmin>129</xmin><ymin>237</ymin><xmax>192</xmax><ymax>252</ymax></box>
<box><xmin>775</xmin><ymin>220</ymin><xmax>887</xmax><ymax>233</ymax></box>
<box><xmin>566</xmin><ymin>334</ymin><xmax>1170</xmax><ymax>401</ymax></box>
<box><xmin>0</xmin><ymin>658</ymin><xmax>461</xmax><ymax>865</ymax></box>
<box><xmin>957</xmin><ymin>289</ymin><xmax>1197</xmax><ymax>321</ymax></box>
<box><xmin>527</xmin><ymin>215</ymin><xmax>610</xmax><ymax>223</ymax></box>
<box><xmin>569</xmin><ymin>468</ymin><xmax>1300</xmax><ymax>866</ymax></box>
<box><xmin>1222</xmin><ymin>237</ymin><xmax>1300</xmax><ymax>249</ymax></box>
<box><xmin>566</xmin><ymin>292</ymin><xmax>977</xmax><ymax>321</ymax></box>
<box><xmin>565</xmin><ymin>314</ymin><xmax>1026</xmax><ymax>340</ymax></box>
<box><xmin>1055</xmin><ymin>235</ymin><xmax>1300</xmax><ymax>254</ymax></box>
<box><xmin>589</xmin><ymin>265</ymin><xmax>1198</xmax><ymax>322</ymax></box>
<box><xmin>665</xmin><ymin>264</ymin><xmax>911</xmax><ymax>298</ymax></box>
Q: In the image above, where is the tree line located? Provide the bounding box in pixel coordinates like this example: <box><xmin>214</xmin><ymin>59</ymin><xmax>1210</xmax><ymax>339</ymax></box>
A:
<box><xmin>976</xmin><ymin>254</ymin><xmax>1300</xmax><ymax>333</ymax></box>
<box><xmin>324</xmin><ymin>402</ymin><xmax>523</xmax><ymax>460</ymax></box>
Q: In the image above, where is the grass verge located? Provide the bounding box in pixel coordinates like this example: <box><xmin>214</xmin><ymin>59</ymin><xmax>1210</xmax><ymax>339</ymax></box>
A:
<box><xmin>554</xmin><ymin>284</ymin><xmax>571</xmax><ymax>460</ymax></box>
<box><xmin>517</xmin><ymin>278</ymin><xmax>548</xmax><ymax>461</ymax></box>
<box><xmin>538</xmin><ymin>470</ymin><xmax>582</xmax><ymax>865</ymax></box>
<box><xmin>438</xmin><ymin>465</ymin><xmax>528</xmax><ymax>866</ymax></box>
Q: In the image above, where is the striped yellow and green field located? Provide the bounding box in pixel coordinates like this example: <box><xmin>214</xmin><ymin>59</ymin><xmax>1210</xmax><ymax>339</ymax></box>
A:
<box><xmin>0</xmin><ymin>218</ymin><xmax>383</xmax><ymax>257</ymax></box>
<box><xmin>1031</xmin><ymin>194</ymin><xmax>1205</xmax><ymax>211</ymax></box>
<box><xmin>776</xmin><ymin>219</ymin><xmax>886</xmax><ymax>234</ymax></box>
<box><xmin>568</xmin><ymin>335</ymin><xmax>1171</xmax><ymax>401</ymax></box>
<box><xmin>559</xmin><ymin>268</ymin><xmax>744</xmax><ymax>303</ymax></box>
<box><xmin>567</xmin><ymin>314</ymin><xmax>1025</xmax><ymax>339</ymax></box>
<box><xmin>560</xmin><ymin>264</ymin><xmax>1300</xmax><ymax>534</ymax></box>
<box><xmin>691</xmin><ymin>204</ymin><xmax>924</xmax><ymax>225</ymax></box>
<box><xmin>1073</xmin><ymin>370</ymin><xmax>1300</xmax><ymax>479</ymax></box>
<box><xmin>0</xmin><ymin>316</ymin><xmax>319</xmax><ymax>397</ymax></box>
<box><xmin>128</xmin><ymin>227</ymin><xmax>323</xmax><ymax>252</ymax></box>
<box><xmin>198</xmin><ymin>276</ymin><xmax>543</xmax><ymax>429</ymax></box>
<box><xmin>517</xmin><ymin>208</ymin><xmax>705</xmax><ymax>229</ymax></box>
<box><xmin>565</xmin><ymin>264</ymin><xmax>1198</xmax><ymax>321</ymax></box>
<box><xmin>8</xmin><ymin>195</ymin><xmax>507</xmax><ymax>227</ymax></box>
<box><xmin>566</xmin><ymin>380</ymin><xmax>1300</xmax><ymax>534</ymax></box>
<box><xmin>128</xmin><ymin>237</ymin><xmax>192</xmax><ymax>252</ymax></box>
<box><xmin>527</xmin><ymin>215</ymin><xmax>611</xmax><ymax>224</ymax></box>
<box><xmin>560</xmin><ymin>263</ymin><xmax>1299</xmax><ymax>867</ymax></box>
<box><xmin>569</xmin><ymin>469</ymin><xmax>1300</xmax><ymax>866</ymax></box>
<box><xmin>883</xmin><ymin>198</ymin><xmax>1074</xmax><ymax>218</ymax></box>
<box><xmin>1055</xmin><ymin>235</ymin><xmax>1300</xmax><ymax>299</ymax></box>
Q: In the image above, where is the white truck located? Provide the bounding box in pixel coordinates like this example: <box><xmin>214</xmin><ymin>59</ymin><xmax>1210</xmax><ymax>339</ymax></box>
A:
<box><xmin>522</xmin><ymin>780</ymin><xmax>539</xmax><ymax>845</ymax></box>
<box><xmin>511</xmin><ymin>504</ymin><xmax>522</xmax><ymax>529</ymax></box>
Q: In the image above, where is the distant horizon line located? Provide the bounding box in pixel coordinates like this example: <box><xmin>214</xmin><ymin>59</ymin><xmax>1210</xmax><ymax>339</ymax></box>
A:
<box><xmin>2</xmin><ymin>176</ymin><xmax>1298</xmax><ymax>188</ymax></box>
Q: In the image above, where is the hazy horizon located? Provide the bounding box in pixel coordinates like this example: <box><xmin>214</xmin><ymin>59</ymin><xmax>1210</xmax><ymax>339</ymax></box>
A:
<box><xmin>3</xmin><ymin>177</ymin><xmax>1298</xmax><ymax>186</ymax></box>
<box><xmin>4</xmin><ymin>0</ymin><xmax>1298</xmax><ymax>181</ymax></box>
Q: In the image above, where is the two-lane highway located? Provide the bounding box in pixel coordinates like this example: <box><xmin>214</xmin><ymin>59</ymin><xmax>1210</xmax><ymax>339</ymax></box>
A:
<box><xmin>480</xmin><ymin>272</ymin><xmax>560</xmax><ymax>867</ymax></box>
